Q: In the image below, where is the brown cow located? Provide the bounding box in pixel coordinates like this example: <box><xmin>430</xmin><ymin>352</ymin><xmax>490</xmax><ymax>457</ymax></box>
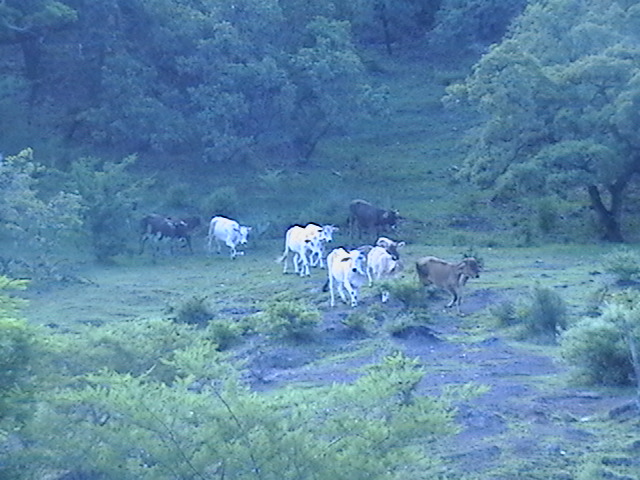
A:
<box><xmin>415</xmin><ymin>256</ymin><xmax>480</xmax><ymax>314</ymax></box>
<box><xmin>140</xmin><ymin>214</ymin><xmax>200</xmax><ymax>255</ymax></box>
<box><xmin>348</xmin><ymin>199</ymin><xmax>400</xmax><ymax>240</ymax></box>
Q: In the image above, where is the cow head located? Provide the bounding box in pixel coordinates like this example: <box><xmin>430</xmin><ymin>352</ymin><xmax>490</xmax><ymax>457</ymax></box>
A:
<box><xmin>458</xmin><ymin>257</ymin><xmax>481</xmax><ymax>283</ymax></box>
<box><xmin>238</xmin><ymin>226</ymin><xmax>251</xmax><ymax>244</ymax></box>
<box><xmin>349</xmin><ymin>249</ymin><xmax>368</xmax><ymax>276</ymax></box>
<box><xmin>319</xmin><ymin>224</ymin><xmax>338</xmax><ymax>242</ymax></box>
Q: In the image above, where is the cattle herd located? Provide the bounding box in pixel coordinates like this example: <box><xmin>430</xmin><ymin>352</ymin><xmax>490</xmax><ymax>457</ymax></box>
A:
<box><xmin>139</xmin><ymin>199</ymin><xmax>481</xmax><ymax>314</ymax></box>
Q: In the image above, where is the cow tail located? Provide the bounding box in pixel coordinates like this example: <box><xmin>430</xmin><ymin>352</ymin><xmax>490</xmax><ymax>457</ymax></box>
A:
<box><xmin>321</xmin><ymin>278</ymin><xmax>330</xmax><ymax>292</ymax></box>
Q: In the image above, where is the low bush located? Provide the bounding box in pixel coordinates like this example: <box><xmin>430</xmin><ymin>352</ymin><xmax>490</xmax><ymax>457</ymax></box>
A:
<box><xmin>341</xmin><ymin>310</ymin><xmax>375</xmax><ymax>334</ymax></box>
<box><xmin>261</xmin><ymin>298</ymin><xmax>320</xmax><ymax>341</ymax></box>
<box><xmin>385</xmin><ymin>279</ymin><xmax>426</xmax><ymax>309</ymax></box>
<box><xmin>601</xmin><ymin>248</ymin><xmax>640</xmax><ymax>283</ymax></box>
<box><xmin>205</xmin><ymin>319</ymin><xmax>243</xmax><ymax>350</ymax></box>
<box><xmin>561</xmin><ymin>316</ymin><xmax>633</xmax><ymax>386</ymax></box>
<box><xmin>168</xmin><ymin>295</ymin><xmax>213</xmax><ymax>327</ymax></box>
<box><xmin>489</xmin><ymin>300</ymin><xmax>518</xmax><ymax>327</ymax></box>
<box><xmin>518</xmin><ymin>286</ymin><xmax>567</xmax><ymax>342</ymax></box>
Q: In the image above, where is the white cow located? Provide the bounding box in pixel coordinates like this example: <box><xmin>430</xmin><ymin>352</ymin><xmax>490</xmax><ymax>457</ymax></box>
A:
<box><xmin>375</xmin><ymin>237</ymin><xmax>405</xmax><ymax>260</ymax></box>
<box><xmin>366</xmin><ymin>246</ymin><xmax>402</xmax><ymax>303</ymax></box>
<box><xmin>326</xmin><ymin>247</ymin><xmax>368</xmax><ymax>307</ymax></box>
<box><xmin>207</xmin><ymin>216</ymin><xmax>251</xmax><ymax>259</ymax></box>
<box><xmin>305</xmin><ymin>223</ymin><xmax>338</xmax><ymax>269</ymax></box>
<box><xmin>278</xmin><ymin>225</ymin><xmax>317</xmax><ymax>276</ymax></box>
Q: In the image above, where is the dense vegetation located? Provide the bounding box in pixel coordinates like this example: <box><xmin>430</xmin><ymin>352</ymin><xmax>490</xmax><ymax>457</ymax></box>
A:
<box><xmin>2</xmin><ymin>0</ymin><xmax>640</xmax><ymax>479</ymax></box>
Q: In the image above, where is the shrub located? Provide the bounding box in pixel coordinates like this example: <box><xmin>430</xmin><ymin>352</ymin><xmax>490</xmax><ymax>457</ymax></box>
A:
<box><xmin>519</xmin><ymin>286</ymin><xmax>567</xmax><ymax>341</ymax></box>
<box><xmin>341</xmin><ymin>310</ymin><xmax>375</xmax><ymax>335</ymax></box>
<box><xmin>602</xmin><ymin>248</ymin><xmax>640</xmax><ymax>283</ymax></box>
<box><xmin>490</xmin><ymin>300</ymin><xmax>517</xmax><ymax>327</ymax></box>
<box><xmin>48</xmin><ymin>317</ymin><xmax>206</xmax><ymax>384</ymax></box>
<box><xmin>68</xmin><ymin>155</ymin><xmax>152</xmax><ymax>261</ymax></box>
<box><xmin>261</xmin><ymin>298</ymin><xmax>320</xmax><ymax>341</ymax></box>
<box><xmin>385</xmin><ymin>279</ymin><xmax>426</xmax><ymax>309</ymax></box>
<box><xmin>168</xmin><ymin>295</ymin><xmax>213</xmax><ymax>327</ymax></box>
<box><xmin>205</xmin><ymin>319</ymin><xmax>243</xmax><ymax>350</ymax></box>
<box><xmin>199</xmin><ymin>186</ymin><xmax>240</xmax><ymax>217</ymax></box>
<box><xmin>561</xmin><ymin>316</ymin><xmax>633</xmax><ymax>386</ymax></box>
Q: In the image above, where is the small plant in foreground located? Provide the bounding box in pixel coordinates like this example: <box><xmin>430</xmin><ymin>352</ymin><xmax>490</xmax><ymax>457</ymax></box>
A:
<box><xmin>261</xmin><ymin>298</ymin><xmax>320</xmax><ymax>340</ymax></box>
<box><xmin>602</xmin><ymin>248</ymin><xmax>640</xmax><ymax>283</ymax></box>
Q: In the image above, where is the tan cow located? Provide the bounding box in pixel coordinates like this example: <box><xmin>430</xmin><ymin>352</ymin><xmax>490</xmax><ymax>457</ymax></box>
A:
<box><xmin>415</xmin><ymin>256</ymin><xmax>480</xmax><ymax>314</ymax></box>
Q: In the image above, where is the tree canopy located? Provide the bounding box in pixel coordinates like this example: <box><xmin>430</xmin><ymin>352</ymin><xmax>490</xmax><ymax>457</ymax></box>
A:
<box><xmin>446</xmin><ymin>0</ymin><xmax>640</xmax><ymax>241</ymax></box>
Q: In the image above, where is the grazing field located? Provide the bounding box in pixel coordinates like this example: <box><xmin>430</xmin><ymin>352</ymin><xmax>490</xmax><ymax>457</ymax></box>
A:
<box><xmin>21</xmin><ymin>237</ymin><xmax>639</xmax><ymax>479</ymax></box>
<box><xmin>9</xmin><ymin>50</ymin><xmax>640</xmax><ymax>479</ymax></box>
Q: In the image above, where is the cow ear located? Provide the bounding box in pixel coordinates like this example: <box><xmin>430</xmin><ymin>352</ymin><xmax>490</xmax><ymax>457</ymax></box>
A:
<box><xmin>397</xmin><ymin>241</ymin><xmax>405</xmax><ymax>248</ymax></box>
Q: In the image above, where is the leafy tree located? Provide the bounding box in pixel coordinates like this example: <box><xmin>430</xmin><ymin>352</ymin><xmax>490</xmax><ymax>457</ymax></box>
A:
<box><xmin>0</xmin><ymin>0</ymin><xmax>77</xmax><ymax>81</ymax></box>
<box><xmin>0</xmin><ymin>148</ymin><xmax>83</xmax><ymax>276</ymax></box>
<box><xmin>67</xmin><ymin>155</ymin><xmax>152</xmax><ymax>261</ymax></box>
<box><xmin>288</xmin><ymin>16</ymin><xmax>386</xmax><ymax>161</ymax></box>
<box><xmin>445</xmin><ymin>0</ymin><xmax>640</xmax><ymax>241</ymax></box>
<box><xmin>427</xmin><ymin>0</ymin><xmax>526</xmax><ymax>59</ymax></box>
<box><xmin>336</xmin><ymin>0</ymin><xmax>442</xmax><ymax>55</ymax></box>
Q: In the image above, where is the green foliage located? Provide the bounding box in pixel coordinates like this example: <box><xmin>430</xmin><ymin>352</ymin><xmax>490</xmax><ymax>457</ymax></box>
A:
<box><xmin>518</xmin><ymin>286</ymin><xmax>568</xmax><ymax>342</ymax></box>
<box><xmin>489</xmin><ymin>300</ymin><xmax>517</xmax><ymax>327</ymax></box>
<box><xmin>561</xmin><ymin>316</ymin><xmax>633</xmax><ymax>386</ymax></box>
<box><xmin>601</xmin><ymin>247</ymin><xmax>640</xmax><ymax>282</ymax></box>
<box><xmin>341</xmin><ymin>310</ymin><xmax>376</xmax><ymax>334</ymax></box>
<box><xmin>384</xmin><ymin>278</ymin><xmax>426</xmax><ymax>309</ymax></box>
<box><xmin>68</xmin><ymin>155</ymin><xmax>153</xmax><ymax>261</ymax></box>
<box><xmin>167</xmin><ymin>295</ymin><xmax>214</xmax><ymax>327</ymax></box>
<box><xmin>46</xmin><ymin>317</ymin><xmax>212</xmax><ymax>385</ymax></box>
<box><xmin>199</xmin><ymin>186</ymin><xmax>240</xmax><ymax>217</ymax></box>
<box><xmin>0</xmin><ymin>276</ymin><xmax>33</xmax><ymax>424</ymax></box>
<box><xmin>447</xmin><ymin>0</ymin><xmax>640</xmax><ymax>240</ymax></box>
<box><xmin>260</xmin><ymin>297</ymin><xmax>320</xmax><ymax>340</ymax></box>
<box><xmin>204</xmin><ymin>319</ymin><xmax>244</xmax><ymax>351</ymax></box>
<box><xmin>0</xmin><ymin>148</ymin><xmax>84</xmax><ymax>276</ymax></box>
<box><xmin>21</xmin><ymin>351</ymin><xmax>458</xmax><ymax>480</ymax></box>
<box><xmin>428</xmin><ymin>0</ymin><xmax>527</xmax><ymax>57</ymax></box>
<box><xmin>536</xmin><ymin>196</ymin><xmax>559</xmax><ymax>234</ymax></box>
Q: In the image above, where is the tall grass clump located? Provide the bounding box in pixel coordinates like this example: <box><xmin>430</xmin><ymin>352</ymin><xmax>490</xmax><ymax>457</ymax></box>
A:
<box><xmin>509</xmin><ymin>286</ymin><xmax>567</xmax><ymax>342</ymax></box>
<box><xmin>602</xmin><ymin>247</ymin><xmax>640</xmax><ymax>283</ymax></box>
<box><xmin>261</xmin><ymin>298</ymin><xmax>320</xmax><ymax>341</ymax></box>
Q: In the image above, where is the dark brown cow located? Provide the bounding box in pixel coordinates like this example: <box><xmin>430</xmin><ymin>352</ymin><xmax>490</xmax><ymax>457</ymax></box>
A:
<box><xmin>415</xmin><ymin>256</ymin><xmax>480</xmax><ymax>315</ymax></box>
<box><xmin>348</xmin><ymin>199</ymin><xmax>400</xmax><ymax>240</ymax></box>
<box><xmin>139</xmin><ymin>214</ymin><xmax>200</xmax><ymax>255</ymax></box>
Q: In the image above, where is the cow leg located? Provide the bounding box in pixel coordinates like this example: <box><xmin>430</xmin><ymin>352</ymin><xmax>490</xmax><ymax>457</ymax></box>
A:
<box><xmin>337</xmin><ymin>282</ymin><xmax>349</xmax><ymax>305</ymax></box>
<box><xmin>329</xmin><ymin>276</ymin><xmax>336</xmax><ymax>307</ymax></box>
<box><xmin>381</xmin><ymin>290</ymin><xmax>389</xmax><ymax>303</ymax></box>
<box><xmin>139</xmin><ymin>234</ymin><xmax>148</xmax><ymax>254</ymax></box>
<box><xmin>344</xmin><ymin>280</ymin><xmax>358</xmax><ymax>307</ymax></box>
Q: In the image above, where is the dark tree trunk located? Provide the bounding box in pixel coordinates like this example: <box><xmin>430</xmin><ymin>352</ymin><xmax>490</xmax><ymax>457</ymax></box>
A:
<box><xmin>375</xmin><ymin>1</ymin><xmax>393</xmax><ymax>56</ymax></box>
<box><xmin>587</xmin><ymin>182</ymin><xmax>625</xmax><ymax>242</ymax></box>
